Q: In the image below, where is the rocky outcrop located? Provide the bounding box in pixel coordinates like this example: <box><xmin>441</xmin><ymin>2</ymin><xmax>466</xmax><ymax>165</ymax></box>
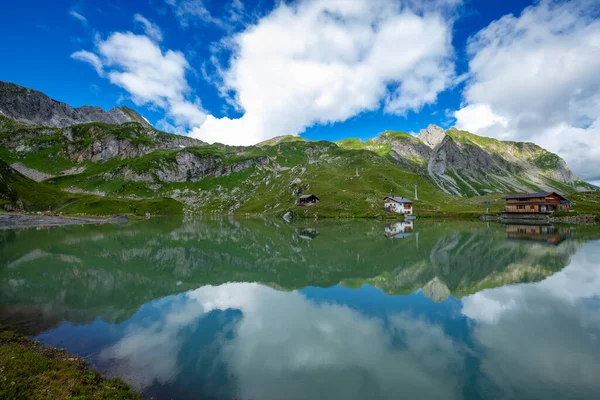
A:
<box><xmin>417</xmin><ymin>124</ymin><xmax>446</xmax><ymax>149</ymax></box>
<box><xmin>65</xmin><ymin>128</ymin><xmax>204</xmax><ymax>163</ymax></box>
<box><xmin>0</xmin><ymin>81</ymin><xmax>153</xmax><ymax>128</ymax></box>
<box><xmin>10</xmin><ymin>163</ymin><xmax>53</xmax><ymax>182</ymax></box>
<box><xmin>123</xmin><ymin>151</ymin><xmax>269</xmax><ymax>183</ymax></box>
<box><xmin>0</xmin><ymin>115</ymin><xmax>206</xmax><ymax>164</ymax></box>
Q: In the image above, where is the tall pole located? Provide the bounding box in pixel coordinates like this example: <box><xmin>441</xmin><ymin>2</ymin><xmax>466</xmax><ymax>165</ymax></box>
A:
<box><xmin>414</xmin><ymin>183</ymin><xmax>419</xmax><ymax>201</ymax></box>
<box><xmin>356</xmin><ymin>166</ymin><xmax>359</xmax><ymax>177</ymax></box>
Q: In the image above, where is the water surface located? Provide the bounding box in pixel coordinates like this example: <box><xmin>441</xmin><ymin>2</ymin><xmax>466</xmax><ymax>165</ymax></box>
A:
<box><xmin>1</xmin><ymin>218</ymin><xmax>600</xmax><ymax>399</ymax></box>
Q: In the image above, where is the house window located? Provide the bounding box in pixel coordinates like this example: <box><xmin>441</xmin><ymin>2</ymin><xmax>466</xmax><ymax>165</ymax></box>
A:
<box><xmin>530</xmin><ymin>206</ymin><xmax>535</xmax><ymax>209</ymax></box>
<box><xmin>517</xmin><ymin>205</ymin><xmax>525</xmax><ymax>209</ymax></box>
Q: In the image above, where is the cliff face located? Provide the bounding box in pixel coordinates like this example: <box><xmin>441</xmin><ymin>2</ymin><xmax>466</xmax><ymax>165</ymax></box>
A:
<box><xmin>0</xmin><ymin>115</ymin><xmax>205</xmax><ymax>165</ymax></box>
<box><xmin>0</xmin><ymin>81</ymin><xmax>153</xmax><ymax>129</ymax></box>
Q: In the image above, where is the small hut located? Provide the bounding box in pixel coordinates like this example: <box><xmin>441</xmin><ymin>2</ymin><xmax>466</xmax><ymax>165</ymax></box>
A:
<box><xmin>297</xmin><ymin>194</ymin><xmax>320</xmax><ymax>206</ymax></box>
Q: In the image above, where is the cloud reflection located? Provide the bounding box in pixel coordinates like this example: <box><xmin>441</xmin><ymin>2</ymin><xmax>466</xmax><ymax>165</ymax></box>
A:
<box><xmin>101</xmin><ymin>283</ymin><xmax>464</xmax><ymax>399</ymax></box>
<box><xmin>462</xmin><ymin>241</ymin><xmax>600</xmax><ymax>398</ymax></box>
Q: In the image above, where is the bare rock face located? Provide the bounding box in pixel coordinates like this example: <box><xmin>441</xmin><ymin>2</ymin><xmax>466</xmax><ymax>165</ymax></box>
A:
<box><xmin>417</xmin><ymin>124</ymin><xmax>447</xmax><ymax>149</ymax></box>
<box><xmin>0</xmin><ymin>81</ymin><xmax>153</xmax><ymax>129</ymax></box>
<box><xmin>123</xmin><ymin>151</ymin><xmax>269</xmax><ymax>183</ymax></box>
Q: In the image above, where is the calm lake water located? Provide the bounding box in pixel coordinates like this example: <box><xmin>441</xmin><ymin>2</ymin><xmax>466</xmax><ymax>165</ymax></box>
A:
<box><xmin>1</xmin><ymin>218</ymin><xmax>600</xmax><ymax>399</ymax></box>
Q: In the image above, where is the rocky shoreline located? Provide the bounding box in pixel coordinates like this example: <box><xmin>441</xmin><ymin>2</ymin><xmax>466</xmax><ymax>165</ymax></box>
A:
<box><xmin>0</xmin><ymin>213</ymin><xmax>129</xmax><ymax>229</ymax></box>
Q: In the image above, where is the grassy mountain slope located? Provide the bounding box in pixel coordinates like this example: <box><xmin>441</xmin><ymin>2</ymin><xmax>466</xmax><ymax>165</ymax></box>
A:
<box><xmin>0</xmin><ymin>159</ymin><xmax>183</xmax><ymax>215</ymax></box>
<box><xmin>0</xmin><ymin>110</ymin><xmax>598</xmax><ymax>217</ymax></box>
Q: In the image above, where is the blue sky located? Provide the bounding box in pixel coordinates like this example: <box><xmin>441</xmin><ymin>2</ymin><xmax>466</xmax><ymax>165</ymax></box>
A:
<box><xmin>1</xmin><ymin>0</ymin><xmax>599</xmax><ymax>182</ymax></box>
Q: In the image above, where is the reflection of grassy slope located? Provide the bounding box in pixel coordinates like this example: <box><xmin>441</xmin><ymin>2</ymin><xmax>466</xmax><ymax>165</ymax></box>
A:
<box><xmin>1</xmin><ymin>219</ymin><xmax>592</xmax><ymax>324</ymax></box>
<box><xmin>0</xmin><ymin>160</ymin><xmax>183</xmax><ymax>215</ymax></box>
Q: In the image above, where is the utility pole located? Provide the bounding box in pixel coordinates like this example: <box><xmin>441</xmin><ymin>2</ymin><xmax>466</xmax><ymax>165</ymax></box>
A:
<box><xmin>414</xmin><ymin>183</ymin><xmax>419</xmax><ymax>200</ymax></box>
<box><xmin>356</xmin><ymin>166</ymin><xmax>359</xmax><ymax>177</ymax></box>
<box><xmin>482</xmin><ymin>200</ymin><xmax>492</xmax><ymax>214</ymax></box>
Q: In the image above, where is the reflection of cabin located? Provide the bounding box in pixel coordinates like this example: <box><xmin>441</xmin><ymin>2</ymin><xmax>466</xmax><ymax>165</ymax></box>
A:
<box><xmin>384</xmin><ymin>221</ymin><xmax>414</xmax><ymax>239</ymax></box>
<box><xmin>383</xmin><ymin>197</ymin><xmax>413</xmax><ymax>214</ymax></box>
<box><xmin>502</xmin><ymin>192</ymin><xmax>572</xmax><ymax>214</ymax></box>
<box><xmin>297</xmin><ymin>228</ymin><xmax>320</xmax><ymax>240</ymax></box>
<box><xmin>297</xmin><ymin>194</ymin><xmax>320</xmax><ymax>206</ymax></box>
<box><xmin>505</xmin><ymin>224</ymin><xmax>572</xmax><ymax>246</ymax></box>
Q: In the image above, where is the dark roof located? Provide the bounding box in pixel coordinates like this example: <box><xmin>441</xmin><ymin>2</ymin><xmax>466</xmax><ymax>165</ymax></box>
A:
<box><xmin>384</xmin><ymin>196</ymin><xmax>413</xmax><ymax>204</ymax></box>
<box><xmin>299</xmin><ymin>194</ymin><xmax>319</xmax><ymax>200</ymax></box>
<box><xmin>502</xmin><ymin>192</ymin><xmax>568</xmax><ymax>200</ymax></box>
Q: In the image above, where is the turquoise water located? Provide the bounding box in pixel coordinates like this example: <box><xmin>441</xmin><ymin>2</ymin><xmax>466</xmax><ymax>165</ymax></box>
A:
<box><xmin>1</xmin><ymin>218</ymin><xmax>600</xmax><ymax>399</ymax></box>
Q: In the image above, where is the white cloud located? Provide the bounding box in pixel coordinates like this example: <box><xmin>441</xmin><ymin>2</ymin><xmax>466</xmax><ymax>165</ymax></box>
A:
<box><xmin>72</xmin><ymin>32</ymin><xmax>207</xmax><ymax>128</ymax></box>
<box><xmin>190</xmin><ymin>0</ymin><xmax>458</xmax><ymax>145</ymax></box>
<box><xmin>70</xmin><ymin>50</ymin><xmax>104</xmax><ymax>77</ymax></box>
<box><xmin>165</xmin><ymin>0</ymin><xmax>248</xmax><ymax>30</ymax></box>
<box><xmin>165</xmin><ymin>0</ymin><xmax>222</xmax><ymax>28</ymax></box>
<box><xmin>69</xmin><ymin>10</ymin><xmax>87</xmax><ymax>23</ymax></box>
<box><xmin>455</xmin><ymin>0</ymin><xmax>600</xmax><ymax>181</ymax></box>
<box><xmin>133</xmin><ymin>14</ymin><xmax>163</xmax><ymax>42</ymax></box>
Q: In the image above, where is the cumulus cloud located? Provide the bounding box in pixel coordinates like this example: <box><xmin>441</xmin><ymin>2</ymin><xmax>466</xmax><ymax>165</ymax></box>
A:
<box><xmin>455</xmin><ymin>0</ymin><xmax>600</xmax><ymax>181</ymax></box>
<box><xmin>133</xmin><ymin>14</ymin><xmax>163</xmax><ymax>42</ymax></box>
<box><xmin>72</xmin><ymin>31</ymin><xmax>207</xmax><ymax>128</ymax></box>
<box><xmin>191</xmin><ymin>0</ymin><xmax>458</xmax><ymax>145</ymax></box>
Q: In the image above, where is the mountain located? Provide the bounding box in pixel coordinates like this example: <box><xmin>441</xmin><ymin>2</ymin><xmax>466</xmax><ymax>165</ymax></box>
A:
<box><xmin>350</xmin><ymin>124</ymin><xmax>589</xmax><ymax>196</ymax></box>
<box><xmin>0</xmin><ymin>81</ymin><xmax>153</xmax><ymax>129</ymax></box>
<box><xmin>0</xmin><ymin>81</ymin><xmax>597</xmax><ymax>217</ymax></box>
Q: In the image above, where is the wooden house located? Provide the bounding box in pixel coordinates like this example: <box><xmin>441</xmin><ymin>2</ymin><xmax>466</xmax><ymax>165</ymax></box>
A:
<box><xmin>297</xmin><ymin>194</ymin><xmax>320</xmax><ymax>206</ymax></box>
<box><xmin>383</xmin><ymin>196</ymin><xmax>413</xmax><ymax>214</ymax></box>
<box><xmin>502</xmin><ymin>192</ymin><xmax>572</xmax><ymax>214</ymax></box>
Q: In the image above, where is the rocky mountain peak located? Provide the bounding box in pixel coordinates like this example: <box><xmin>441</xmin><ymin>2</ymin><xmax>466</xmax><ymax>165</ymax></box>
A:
<box><xmin>417</xmin><ymin>124</ymin><xmax>447</xmax><ymax>149</ymax></box>
<box><xmin>0</xmin><ymin>81</ymin><xmax>152</xmax><ymax>129</ymax></box>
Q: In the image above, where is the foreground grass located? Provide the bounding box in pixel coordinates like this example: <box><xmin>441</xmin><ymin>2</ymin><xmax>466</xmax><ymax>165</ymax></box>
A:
<box><xmin>0</xmin><ymin>326</ymin><xmax>138</xmax><ymax>400</ymax></box>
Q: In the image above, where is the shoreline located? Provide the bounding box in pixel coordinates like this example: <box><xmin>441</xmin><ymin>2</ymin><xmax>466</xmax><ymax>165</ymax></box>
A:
<box><xmin>0</xmin><ymin>213</ymin><xmax>129</xmax><ymax>229</ymax></box>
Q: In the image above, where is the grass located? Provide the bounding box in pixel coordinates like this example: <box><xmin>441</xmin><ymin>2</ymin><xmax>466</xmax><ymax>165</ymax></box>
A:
<box><xmin>0</xmin><ymin>326</ymin><xmax>138</xmax><ymax>400</ymax></box>
<box><xmin>0</xmin><ymin>160</ymin><xmax>183</xmax><ymax>216</ymax></box>
<box><xmin>336</xmin><ymin>138</ymin><xmax>392</xmax><ymax>157</ymax></box>
<box><xmin>1</xmin><ymin>114</ymin><xmax>599</xmax><ymax>218</ymax></box>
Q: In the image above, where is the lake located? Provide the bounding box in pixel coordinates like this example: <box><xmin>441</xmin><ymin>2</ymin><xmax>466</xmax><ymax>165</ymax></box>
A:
<box><xmin>1</xmin><ymin>218</ymin><xmax>600</xmax><ymax>399</ymax></box>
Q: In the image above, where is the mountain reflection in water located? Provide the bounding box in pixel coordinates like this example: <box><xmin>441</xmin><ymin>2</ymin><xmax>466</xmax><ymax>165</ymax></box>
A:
<box><xmin>1</xmin><ymin>218</ymin><xmax>600</xmax><ymax>400</ymax></box>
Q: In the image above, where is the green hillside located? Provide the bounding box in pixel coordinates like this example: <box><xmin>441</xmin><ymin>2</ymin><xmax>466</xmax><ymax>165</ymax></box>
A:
<box><xmin>0</xmin><ymin>159</ymin><xmax>183</xmax><ymax>216</ymax></box>
<box><xmin>0</xmin><ymin>112</ymin><xmax>598</xmax><ymax>218</ymax></box>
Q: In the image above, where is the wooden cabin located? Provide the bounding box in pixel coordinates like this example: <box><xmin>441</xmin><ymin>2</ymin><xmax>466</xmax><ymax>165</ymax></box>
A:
<box><xmin>502</xmin><ymin>192</ymin><xmax>572</xmax><ymax>214</ymax></box>
<box><xmin>297</xmin><ymin>194</ymin><xmax>320</xmax><ymax>206</ymax></box>
<box><xmin>383</xmin><ymin>196</ymin><xmax>413</xmax><ymax>215</ymax></box>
